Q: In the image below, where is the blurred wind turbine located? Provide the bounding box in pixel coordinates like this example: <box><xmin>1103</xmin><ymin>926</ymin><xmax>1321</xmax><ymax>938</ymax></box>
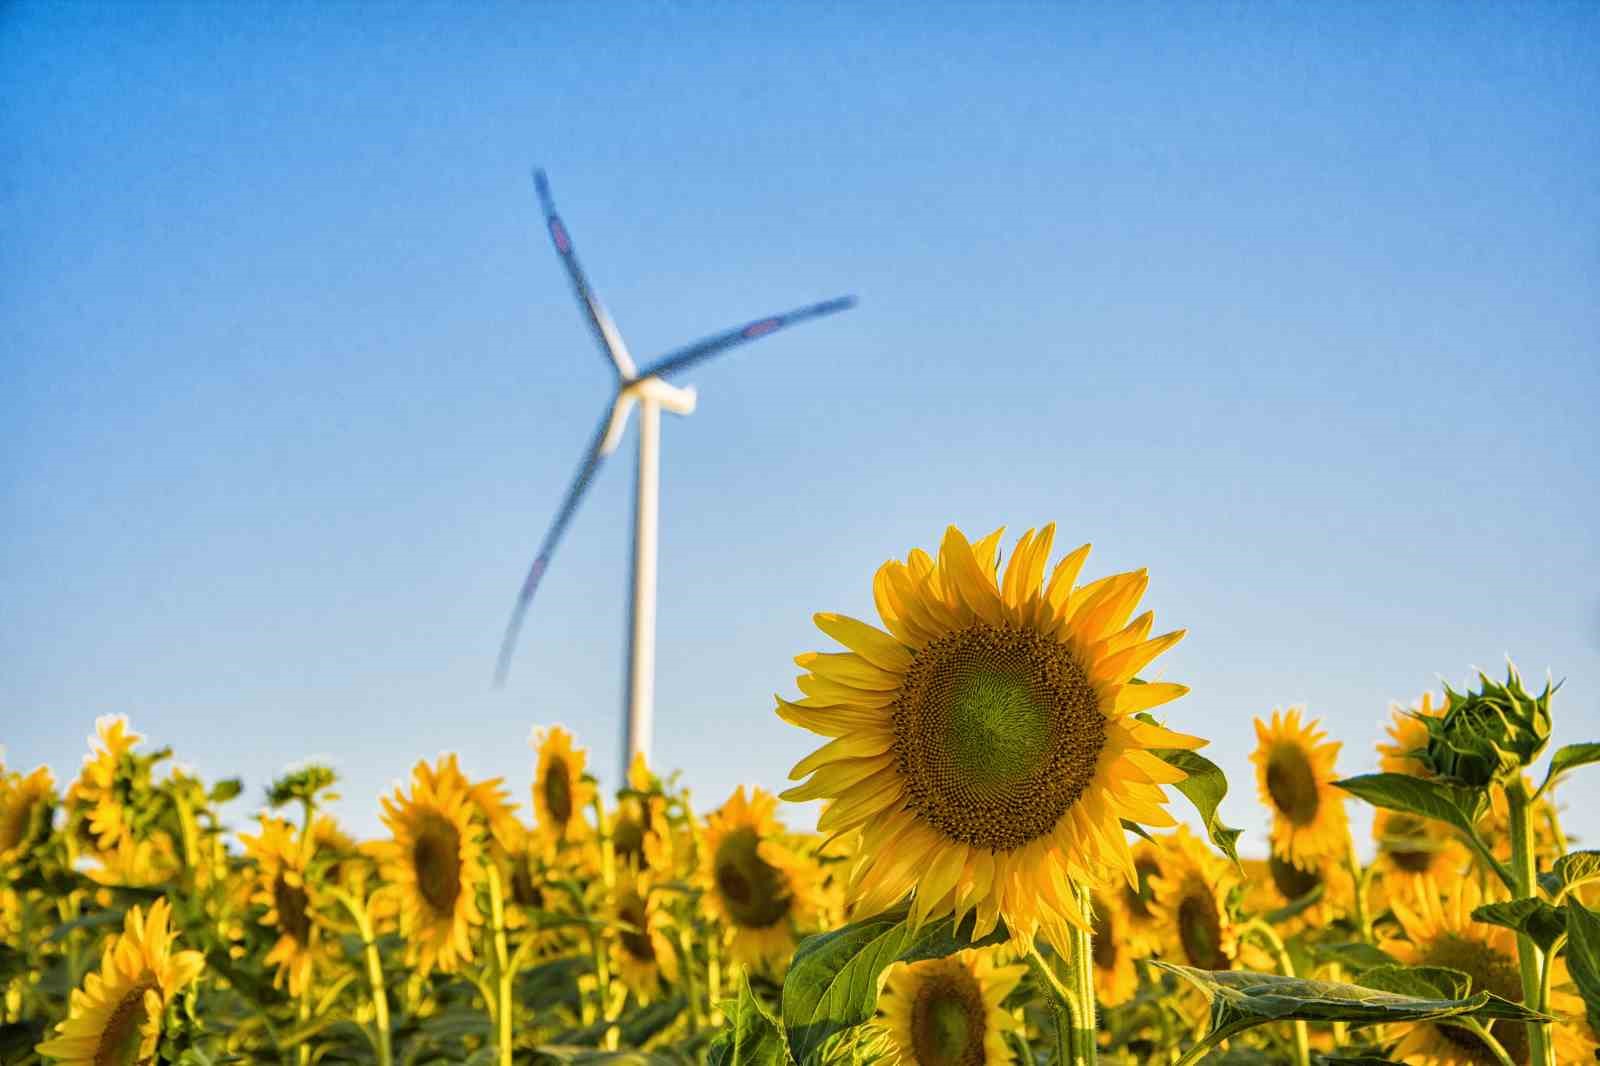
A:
<box><xmin>496</xmin><ymin>169</ymin><xmax>856</xmax><ymax>777</ymax></box>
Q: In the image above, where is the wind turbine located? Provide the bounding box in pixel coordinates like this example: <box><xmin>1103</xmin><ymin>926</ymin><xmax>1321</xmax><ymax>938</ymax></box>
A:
<box><xmin>496</xmin><ymin>170</ymin><xmax>856</xmax><ymax>778</ymax></box>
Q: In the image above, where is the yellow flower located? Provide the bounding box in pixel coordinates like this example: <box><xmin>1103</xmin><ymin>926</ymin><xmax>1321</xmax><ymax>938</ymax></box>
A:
<box><xmin>239</xmin><ymin>816</ymin><xmax>326</xmax><ymax>997</ymax></box>
<box><xmin>876</xmin><ymin>947</ymin><xmax>1026</xmax><ymax>1066</ymax></box>
<box><xmin>36</xmin><ymin>897</ymin><xmax>205</xmax><ymax>1066</ymax></box>
<box><xmin>67</xmin><ymin>716</ymin><xmax>142</xmax><ymax>854</ymax></box>
<box><xmin>378</xmin><ymin>757</ymin><xmax>486</xmax><ymax>975</ymax></box>
<box><xmin>1378</xmin><ymin>693</ymin><xmax>1446</xmax><ymax>775</ymax></box>
<box><xmin>1113</xmin><ymin>839</ymin><xmax>1168</xmax><ymax>957</ymax></box>
<box><xmin>0</xmin><ymin>765</ymin><xmax>55</xmax><ymax>863</ymax></box>
<box><xmin>1251</xmin><ymin>708</ymin><xmax>1350</xmax><ymax>870</ymax></box>
<box><xmin>779</xmin><ymin>525</ymin><xmax>1202</xmax><ymax>956</ymax></box>
<box><xmin>1240</xmin><ymin>853</ymin><xmax>1354</xmax><ymax>934</ymax></box>
<box><xmin>532</xmin><ymin>726</ymin><xmax>595</xmax><ymax>848</ymax></box>
<box><xmin>1381</xmin><ymin>875</ymin><xmax>1593</xmax><ymax>1065</ymax></box>
<box><xmin>608</xmin><ymin>871</ymin><xmax>677</xmax><ymax>1003</ymax></box>
<box><xmin>1087</xmin><ymin>888</ymin><xmax>1139</xmax><ymax>1008</ymax></box>
<box><xmin>87</xmin><ymin>834</ymin><xmax>178</xmax><ymax>889</ymax></box>
<box><xmin>611</xmin><ymin>753</ymin><xmax>674</xmax><ymax>875</ymax></box>
<box><xmin>1370</xmin><ymin>809</ymin><xmax>1470</xmax><ymax>883</ymax></box>
<box><xmin>700</xmin><ymin>786</ymin><xmax>819</xmax><ymax>972</ymax></box>
<box><xmin>1149</xmin><ymin>826</ymin><xmax>1238</xmax><ymax>972</ymax></box>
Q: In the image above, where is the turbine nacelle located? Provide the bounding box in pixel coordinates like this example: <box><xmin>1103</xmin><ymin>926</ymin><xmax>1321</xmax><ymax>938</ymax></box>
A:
<box><xmin>601</xmin><ymin>377</ymin><xmax>697</xmax><ymax>457</ymax></box>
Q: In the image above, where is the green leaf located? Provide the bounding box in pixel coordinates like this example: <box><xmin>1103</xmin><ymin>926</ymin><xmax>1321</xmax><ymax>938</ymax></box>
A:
<box><xmin>1136</xmin><ymin>719</ymin><xmax>1244</xmax><ymax>866</ymax></box>
<box><xmin>1332</xmin><ymin>773</ymin><xmax>1486</xmax><ymax>838</ymax></box>
<box><xmin>1563</xmin><ymin>898</ymin><xmax>1600</xmax><ymax>1034</ymax></box>
<box><xmin>1538</xmin><ymin>743</ymin><xmax>1600</xmax><ymax>797</ymax></box>
<box><xmin>1153</xmin><ymin>963</ymin><xmax>1549</xmax><ymax>1041</ymax></box>
<box><xmin>1307</xmin><ymin>942</ymin><xmax>1397</xmax><ymax>973</ymax></box>
<box><xmin>709</xmin><ymin>972</ymin><xmax>787</xmax><ymax>1066</ymax></box>
<box><xmin>208</xmin><ymin>777</ymin><xmax>244</xmax><ymax>804</ymax></box>
<box><xmin>1358</xmin><ymin>964</ymin><xmax>1472</xmax><ymax>1002</ymax></box>
<box><xmin>1120</xmin><ymin>818</ymin><xmax>1155</xmax><ymax>844</ymax></box>
<box><xmin>1537</xmin><ymin>849</ymin><xmax>1600</xmax><ymax>901</ymax></box>
<box><xmin>1472</xmin><ymin>900</ymin><xmax>1567</xmax><ymax>953</ymax></box>
<box><xmin>782</xmin><ymin>907</ymin><xmax>1008</xmax><ymax>1066</ymax></box>
<box><xmin>1264</xmin><ymin>884</ymin><xmax>1325</xmax><ymax>926</ymax></box>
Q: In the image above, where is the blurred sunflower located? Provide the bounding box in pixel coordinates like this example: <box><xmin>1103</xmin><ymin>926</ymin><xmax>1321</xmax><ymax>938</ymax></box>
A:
<box><xmin>609</xmin><ymin>871</ymin><xmax>677</xmax><ymax>1003</ymax></box>
<box><xmin>1381</xmin><ymin>875</ymin><xmax>1594</xmax><ymax>1065</ymax></box>
<box><xmin>876</xmin><ymin>948</ymin><xmax>1026</xmax><ymax>1066</ymax></box>
<box><xmin>67</xmin><ymin>715</ymin><xmax>142</xmax><ymax>854</ymax></box>
<box><xmin>379</xmin><ymin>757</ymin><xmax>485</xmax><ymax>975</ymax></box>
<box><xmin>239</xmin><ymin>816</ymin><xmax>324</xmax><ymax>997</ymax></box>
<box><xmin>611</xmin><ymin>753</ymin><xmax>673</xmax><ymax>875</ymax></box>
<box><xmin>35</xmin><ymin>898</ymin><xmax>204</xmax><ymax>1066</ymax></box>
<box><xmin>700</xmin><ymin>786</ymin><xmax>818</xmax><ymax>971</ymax></box>
<box><xmin>1251</xmin><ymin>708</ymin><xmax>1349</xmax><ymax>871</ymax></box>
<box><xmin>1113</xmin><ymin>839</ymin><xmax>1168</xmax><ymax>956</ymax></box>
<box><xmin>87</xmin><ymin>834</ymin><xmax>178</xmax><ymax>888</ymax></box>
<box><xmin>1087</xmin><ymin>888</ymin><xmax>1138</xmax><ymax>1008</ymax></box>
<box><xmin>1240</xmin><ymin>853</ymin><xmax>1353</xmax><ymax>934</ymax></box>
<box><xmin>1478</xmin><ymin>775</ymin><xmax>1564</xmax><ymax>868</ymax></box>
<box><xmin>1371</xmin><ymin>809</ymin><xmax>1470</xmax><ymax>882</ymax></box>
<box><xmin>1148</xmin><ymin>827</ymin><xmax>1237</xmax><ymax>973</ymax></box>
<box><xmin>1377</xmin><ymin>693</ymin><xmax>1445</xmax><ymax>776</ymax></box>
<box><xmin>532</xmin><ymin>726</ymin><xmax>595</xmax><ymax>848</ymax></box>
<box><xmin>779</xmin><ymin>524</ymin><xmax>1201</xmax><ymax>955</ymax></box>
<box><xmin>0</xmin><ymin>765</ymin><xmax>55</xmax><ymax>863</ymax></box>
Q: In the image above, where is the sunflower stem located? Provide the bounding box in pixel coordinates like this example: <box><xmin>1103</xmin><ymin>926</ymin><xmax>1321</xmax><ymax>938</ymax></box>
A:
<box><xmin>1065</xmin><ymin>887</ymin><xmax>1098</xmax><ymax>1065</ymax></box>
<box><xmin>334</xmin><ymin>889</ymin><xmax>392</xmax><ymax>1066</ymax></box>
<box><xmin>1345</xmin><ymin>842</ymin><xmax>1372</xmax><ymax>943</ymax></box>
<box><xmin>487</xmin><ymin>864</ymin><xmax>514</xmax><ymax>1066</ymax></box>
<box><xmin>1243</xmin><ymin>919</ymin><xmax>1309</xmax><ymax>1066</ymax></box>
<box><xmin>1506</xmin><ymin>778</ymin><xmax>1553</xmax><ymax>1066</ymax></box>
<box><xmin>1453</xmin><ymin>1018</ymin><xmax>1518</xmax><ymax>1066</ymax></box>
<box><xmin>1024</xmin><ymin>944</ymin><xmax>1076</xmax><ymax>1065</ymax></box>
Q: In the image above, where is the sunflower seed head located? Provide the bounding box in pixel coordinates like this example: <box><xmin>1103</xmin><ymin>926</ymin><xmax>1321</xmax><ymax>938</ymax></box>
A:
<box><xmin>1420</xmin><ymin>665</ymin><xmax>1553</xmax><ymax>787</ymax></box>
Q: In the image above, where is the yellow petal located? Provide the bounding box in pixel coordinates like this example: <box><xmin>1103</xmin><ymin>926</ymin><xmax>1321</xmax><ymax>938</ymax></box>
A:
<box><xmin>788</xmin><ymin>729</ymin><xmax>896</xmax><ymax>780</ymax></box>
<box><xmin>774</xmin><ymin>695</ymin><xmax>888</xmax><ymax>737</ymax></box>
<box><xmin>1111</xmin><ymin>681</ymin><xmax>1190</xmax><ymax>718</ymax></box>
<box><xmin>795</xmin><ymin>650</ymin><xmax>902</xmax><ymax>691</ymax></box>
<box><xmin>813</xmin><ymin>612</ymin><xmax>912</xmax><ymax>671</ymax></box>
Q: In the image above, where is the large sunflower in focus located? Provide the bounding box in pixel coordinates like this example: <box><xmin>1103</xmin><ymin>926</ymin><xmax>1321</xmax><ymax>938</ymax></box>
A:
<box><xmin>876</xmin><ymin>947</ymin><xmax>1026</xmax><ymax>1066</ymax></box>
<box><xmin>0</xmin><ymin>765</ymin><xmax>55</xmax><ymax>863</ymax></box>
<box><xmin>609</xmin><ymin>872</ymin><xmax>677</xmax><ymax>1003</ymax></box>
<box><xmin>700</xmin><ymin>786</ymin><xmax>818</xmax><ymax>971</ymax></box>
<box><xmin>532</xmin><ymin>726</ymin><xmax>595</xmax><ymax>848</ymax></box>
<box><xmin>35</xmin><ymin>898</ymin><xmax>204</xmax><ymax>1066</ymax></box>
<box><xmin>379</xmin><ymin>758</ymin><xmax>485</xmax><ymax>975</ymax></box>
<box><xmin>779</xmin><ymin>525</ymin><xmax>1201</xmax><ymax>954</ymax></box>
<box><xmin>1148</xmin><ymin>827</ymin><xmax>1237</xmax><ymax>974</ymax></box>
<box><xmin>1251</xmin><ymin>708</ymin><xmax>1349</xmax><ymax>871</ymax></box>
<box><xmin>239</xmin><ymin>816</ymin><xmax>324</xmax><ymax>997</ymax></box>
<box><xmin>1381</xmin><ymin>875</ymin><xmax>1594</xmax><ymax>1065</ymax></box>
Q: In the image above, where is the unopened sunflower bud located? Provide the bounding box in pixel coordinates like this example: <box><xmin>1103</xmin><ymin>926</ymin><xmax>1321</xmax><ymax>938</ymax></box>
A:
<box><xmin>1420</xmin><ymin>665</ymin><xmax>1553</xmax><ymax>788</ymax></box>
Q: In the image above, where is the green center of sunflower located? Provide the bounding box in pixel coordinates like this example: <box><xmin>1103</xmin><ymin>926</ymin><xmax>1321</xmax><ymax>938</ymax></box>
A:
<box><xmin>544</xmin><ymin>757</ymin><xmax>572</xmax><ymax>825</ymax></box>
<box><xmin>713</xmin><ymin>826</ymin><xmax>793</xmax><ymax>929</ymax></box>
<box><xmin>95</xmin><ymin>981</ymin><xmax>155</xmax><ymax>1066</ymax></box>
<box><xmin>909</xmin><ymin>972</ymin><xmax>986</xmax><ymax>1066</ymax></box>
<box><xmin>1265</xmin><ymin>743</ymin><xmax>1320</xmax><ymax>826</ymax></box>
<box><xmin>1419</xmin><ymin>934</ymin><xmax>1526</xmax><ymax>1063</ymax></box>
<box><xmin>1177</xmin><ymin>878</ymin><xmax>1229</xmax><ymax>970</ymax></box>
<box><xmin>893</xmin><ymin>623</ymin><xmax>1106</xmax><ymax>852</ymax></box>
<box><xmin>617</xmin><ymin>891</ymin><xmax>656</xmax><ymax>963</ymax></box>
<box><xmin>1268</xmin><ymin>854</ymin><xmax>1322</xmax><ymax>901</ymax></box>
<box><xmin>412</xmin><ymin>813</ymin><xmax>462</xmax><ymax>915</ymax></box>
<box><xmin>273</xmin><ymin>873</ymin><xmax>313</xmax><ymax>944</ymax></box>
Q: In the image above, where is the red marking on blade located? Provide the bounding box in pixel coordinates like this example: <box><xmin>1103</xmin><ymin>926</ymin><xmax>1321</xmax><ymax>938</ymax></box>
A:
<box><xmin>551</xmin><ymin>220</ymin><xmax>571</xmax><ymax>253</ymax></box>
<box><xmin>742</xmin><ymin>318</ymin><xmax>780</xmax><ymax>339</ymax></box>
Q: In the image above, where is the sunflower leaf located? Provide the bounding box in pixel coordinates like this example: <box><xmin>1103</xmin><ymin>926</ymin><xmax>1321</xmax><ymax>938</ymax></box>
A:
<box><xmin>1358</xmin><ymin>964</ymin><xmax>1473</xmax><ymax>1002</ymax></box>
<box><xmin>1307</xmin><ymin>941</ymin><xmax>1398</xmax><ymax>972</ymax></box>
<box><xmin>1537</xmin><ymin>743</ymin><xmax>1600</xmax><ymax>798</ymax></box>
<box><xmin>709</xmin><ymin>971</ymin><xmax>787</xmax><ymax>1066</ymax></box>
<box><xmin>1153</xmin><ymin>963</ymin><xmax>1549</xmax><ymax>1039</ymax></box>
<box><xmin>1331</xmin><ymin>773</ymin><xmax>1486</xmax><ymax>839</ymax></box>
<box><xmin>1562</xmin><ymin>898</ymin><xmax>1600</xmax><ymax>1035</ymax></box>
<box><xmin>1471</xmin><ymin>899</ymin><xmax>1567</xmax><ymax>953</ymax></box>
<box><xmin>1537</xmin><ymin>849</ymin><xmax>1600</xmax><ymax>901</ymax></box>
<box><xmin>781</xmin><ymin>907</ymin><xmax>1008</xmax><ymax>1066</ymax></box>
<box><xmin>1136</xmin><ymin>727</ymin><xmax>1244</xmax><ymax>868</ymax></box>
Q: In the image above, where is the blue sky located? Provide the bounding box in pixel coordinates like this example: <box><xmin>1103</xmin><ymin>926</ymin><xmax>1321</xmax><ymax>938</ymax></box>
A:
<box><xmin>3</xmin><ymin>3</ymin><xmax>1597</xmax><ymax>854</ymax></box>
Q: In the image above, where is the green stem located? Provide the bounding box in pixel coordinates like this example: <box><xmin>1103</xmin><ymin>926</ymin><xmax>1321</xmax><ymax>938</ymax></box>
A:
<box><xmin>334</xmin><ymin>890</ymin><xmax>393</xmax><ymax>1066</ymax></box>
<box><xmin>1454</xmin><ymin>1018</ymin><xmax>1517</xmax><ymax>1066</ymax></box>
<box><xmin>1460</xmin><ymin>822</ymin><xmax>1517</xmax><ymax>893</ymax></box>
<box><xmin>1025</xmin><ymin>944</ymin><xmax>1076</xmax><ymax>1065</ymax></box>
<box><xmin>1507</xmin><ymin>779</ymin><xmax>1553</xmax><ymax>1066</ymax></box>
<box><xmin>1346</xmin><ymin>843</ymin><xmax>1373</xmax><ymax>943</ymax></box>
<box><xmin>1171</xmin><ymin>1022</ymin><xmax>1252</xmax><ymax>1066</ymax></box>
<box><xmin>1243</xmin><ymin>920</ymin><xmax>1309</xmax><ymax>1066</ymax></box>
<box><xmin>488</xmin><ymin>865</ymin><xmax>514</xmax><ymax>1066</ymax></box>
<box><xmin>1064</xmin><ymin>888</ymin><xmax>1097</xmax><ymax>1065</ymax></box>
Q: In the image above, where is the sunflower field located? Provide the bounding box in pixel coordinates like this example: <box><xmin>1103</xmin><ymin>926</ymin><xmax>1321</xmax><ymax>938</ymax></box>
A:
<box><xmin>5</xmin><ymin>525</ymin><xmax>1600</xmax><ymax>1066</ymax></box>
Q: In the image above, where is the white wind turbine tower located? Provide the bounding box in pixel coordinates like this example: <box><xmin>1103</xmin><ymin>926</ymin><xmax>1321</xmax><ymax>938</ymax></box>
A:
<box><xmin>495</xmin><ymin>170</ymin><xmax>856</xmax><ymax>779</ymax></box>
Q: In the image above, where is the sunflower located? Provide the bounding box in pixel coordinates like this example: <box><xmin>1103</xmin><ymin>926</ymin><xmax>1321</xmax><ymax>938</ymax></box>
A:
<box><xmin>1378</xmin><ymin>693</ymin><xmax>1445</xmax><ymax>776</ymax></box>
<box><xmin>87</xmin><ymin>834</ymin><xmax>178</xmax><ymax>888</ymax></box>
<box><xmin>1241</xmin><ymin>853</ymin><xmax>1354</xmax><ymax>934</ymax></box>
<box><xmin>0</xmin><ymin>765</ymin><xmax>55</xmax><ymax>864</ymax></box>
<box><xmin>611</xmin><ymin>753</ymin><xmax>674</xmax><ymax>875</ymax></box>
<box><xmin>700</xmin><ymin>786</ymin><xmax>820</xmax><ymax>971</ymax></box>
<box><xmin>1371</xmin><ymin>809</ymin><xmax>1470</xmax><ymax>882</ymax></box>
<box><xmin>1380</xmin><ymin>875</ymin><xmax>1594</xmax><ymax>1065</ymax></box>
<box><xmin>1112</xmin><ymin>838</ymin><xmax>1168</xmax><ymax>957</ymax></box>
<box><xmin>608</xmin><ymin>871</ymin><xmax>678</xmax><ymax>1003</ymax></box>
<box><xmin>1087</xmin><ymin>888</ymin><xmax>1139</xmax><ymax>1008</ymax></box>
<box><xmin>1478</xmin><ymin>776</ymin><xmax>1563</xmax><ymax>869</ymax></box>
<box><xmin>379</xmin><ymin>757</ymin><xmax>486</xmax><ymax>975</ymax></box>
<box><xmin>779</xmin><ymin>524</ymin><xmax>1202</xmax><ymax>955</ymax></box>
<box><xmin>876</xmin><ymin>947</ymin><xmax>1026</xmax><ymax>1066</ymax></box>
<box><xmin>35</xmin><ymin>897</ymin><xmax>205</xmax><ymax>1066</ymax></box>
<box><xmin>67</xmin><ymin>716</ymin><xmax>142</xmax><ymax>854</ymax></box>
<box><xmin>239</xmin><ymin>816</ymin><xmax>326</xmax><ymax>997</ymax></box>
<box><xmin>1148</xmin><ymin>826</ymin><xmax>1238</xmax><ymax>973</ymax></box>
<box><xmin>1251</xmin><ymin>708</ymin><xmax>1350</xmax><ymax>871</ymax></box>
<box><xmin>532</xmin><ymin>726</ymin><xmax>595</xmax><ymax>848</ymax></box>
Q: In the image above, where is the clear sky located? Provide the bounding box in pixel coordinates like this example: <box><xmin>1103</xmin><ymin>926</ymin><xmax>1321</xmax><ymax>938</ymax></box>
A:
<box><xmin>4</xmin><ymin>3</ymin><xmax>1597</xmax><ymax>854</ymax></box>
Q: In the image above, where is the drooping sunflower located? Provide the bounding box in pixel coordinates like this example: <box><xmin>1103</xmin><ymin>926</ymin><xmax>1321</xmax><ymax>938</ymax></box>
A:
<box><xmin>239</xmin><ymin>816</ymin><xmax>325</xmax><ymax>997</ymax></box>
<box><xmin>532</xmin><ymin>726</ymin><xmax>595</xmax><ymax>848</ymax></box>
<box><xmin>379</xmin><ymin>757</ymin><xmax>485</xmax><ymax>975</ymax></box>
<box><xmin>0</xmin><ymin>765</ymin><xmax>55</xmax><ymax>864</ymax></box>
<box><xmin>1251</xmin><ymin>708</ymin><xmax>1350</xmax><ymax>871</ymax></box>
<box><xmin>1378</xmin><ymin>692</ymin><xmax>1446</xmax><ymax>776</ymax></box>
<box><xmin>1381</xmin><ymin>875</ymin><xmax>1595</xmax><ymax>1065</ymax></box>
<box><xmin>1087</xmin><ymin>888</ymin><xmax>1139</xmax><ymax>1008</ymax></box>
<box><xmin>1148</xmin><ymin>826</ymin><xmax>1238</xmax><ymax>974</ymax></box>
<box><xmin>1370</xmin><ymin>809</ymin><xmax>1470</xmax><ymax>883</ymax></box>
<box><xmin>67</xmin><ymin>715</ymin><xmax>142</xmax><ymax>854</ymax></box>
<box><xmin>608</xmin><ymin>871</ymin><xmax>677</xmax><ymax>1003</ymax></box>
<box><xmin>779</xmin><ymin>525</ymin><xmax>1202</xmax><ymax>955</ymax></box>
<box><xmin>699</xmin><ymin>786</ymin><xmax>819</xmax><ymax>971</ymax></box>
<box><xmin>35</xmin><ymin>897</ymin><xmax>205</xmax><ymax>1066</ymax></box>
<box><xmin>876</xmin><ymin>947</ymin><xmax>1026</xmax><ymax>1066</ymax></box>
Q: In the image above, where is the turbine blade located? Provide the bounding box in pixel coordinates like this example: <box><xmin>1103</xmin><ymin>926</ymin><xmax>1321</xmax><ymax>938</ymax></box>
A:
<box><xmin>494</xmin><ymin>408</ymin><xmax>616</xmax><ymax>685</ymax></box>
<box><xmin>633</xmin><ymin>295</ymin><xmax>857</xmax><ymax>382</ymax></box>
<box><xmin>533</xmin><ymin>169</ymin><xmax>638</xmax><ymax>379</ymax></box>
